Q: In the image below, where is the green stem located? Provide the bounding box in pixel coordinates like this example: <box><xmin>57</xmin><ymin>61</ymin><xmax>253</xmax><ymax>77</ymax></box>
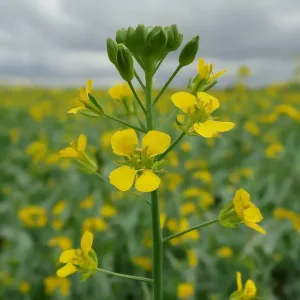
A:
<box><xmin>104</xmin><ymin>113</ymin><xmax>146</xmax><ymax>133</ymax></box>
<box><xmin>134</xmin><ymin>70</ymin><xmax>146</xmax><ymax>90</ymax></box>
<box><xmin>154</xmin><ymin>53</ymin><xmax>168</xmax><ymax>75</ymax></box>
<box><xmin>151</xmin><ymin>190</ymin><xmax>163</xmax><ymax>300</ymax></box>
<box><xmin>145</xmin><ymin>70</ymin><xmax>154</xmax><ymax>130</ymax></box>
<box><xmin>157</xmin><ymin>132</ymin><xmax>186</xmax><ymax>161</ymax></box>
<box><xmin>163</xmin><ymin>219</ymin><xmax>218</xmax><ymax>244</ymax></box>
<box><xmin>153</xmin><ymin>65</ymin><xmax>181</xmax><ymax>106</ymax></box>
<box><xmin>128</xmin><ymin>81</ymin><xmax>147</xmax><ymax>114</ymax></box>
<box><xmin>96</xmin><ymin>268</ymin><xmax>153</xmax><ymax>283</ymax></box>
<box><xmin>202</xmin><ymin>80</ymin><xmax>217</xmax><ymax>92</ymax></box>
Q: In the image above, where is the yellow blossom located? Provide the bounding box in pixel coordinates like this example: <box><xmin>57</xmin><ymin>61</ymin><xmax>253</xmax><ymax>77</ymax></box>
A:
<box><xmin>44</xmin><ymin>276</ymin><xmax>70</xmax><ymax>296</ymax></box>
<box><xmin>132</xmin><ymin>256</ymin><xmax>152</xmax><ymax>271</ymax></box>
<box><xmin>233</xmin><ymin>189</ymin><xmax>266</xmax><ymax>235</ymax></box>
<box><xmin>171</xmin><ymin>92</ymin><xmax>235</xmax><ymax>138</ymax></box>
<box><xmin>217</xmin><ymin>246</ymin><xmax>233</xmax><ymax>258</ymax></box>
<box><xmin>18</xmin><ymin>206</ymin><xmax>47</xmax><ymax>228</ymax></box>
<box><xmin>68</xmin><ymin>79</ymin><xmax>92</xmax><ymax>114</ymax></box>
<box><xmin>83</xmin><ymin>217</ymin><xmax>108</xmax><ymax>232</ymax></box>
<box><xmin>52</xmin><ymin>219</ymin><xmax>64</xmax><ymax>230</ymax></box>
<box><xmin>59</xmin><ymin>134</ymin><xmax>87</xmax><ymax>159</ymax></box>
<box><xmin>273</xmin><ymin>208</ymin><xmax>300</xmax><ymax>232</ymax></box>
<box><xmin>265</xmin><ymin>143</ymin><xmax>283</xmax><ymax>158</ymax></box>
<box><xmin>230</xmin><ymin>272</ymin><xmax>257</xmax><ymax>300</ymax></box>
<box><xmin>198</xmin><ymin>58</ymin><xmax>226</xmax><ymax>82</ymax></box>
<box><xmin>187</xmin><ymin>249</ymin><xmax>198</xmax><ymax>268</ymax></box>
<box><xmin>193</xmin><ymin>170</ymin><xmax>212</xmax><ymax>183</ymax></box>
<box><xmin>19</xmin><ymin>281</ymin><xmax>31</xmax><ymax>294</ymax></box>
<box><xmin>101</xmin><ymin>204</ymin><xmax>117</xmax><ymax>218</ymax></box>
<box><xmin>80</xmin><ymin>195</ymin><xmax>95</xmax><ymax>209</ymax></box>
<box><xmin>181</xmin><ymin>141</ymin><xmax>192</xmax><ymax>152</ymax></box>
<box><xmin>109</xmin><ymin>129</ymin><xmax>171</xmax><ymax>192</ymax></box>
<box><xmin>180</xmin><ymin>202</ymin><xmax>196</xmax><ymax>216</ymax></box>
<box><xmin>52</xmin><ymin>201</ymin><xmax>66</xmax><ymax>216</ymax></box>
<box><xmin>57</xmin><ymin>231</ymin><xmax>98</xmax><ymax>279</ymax></box>
<box><xmin>108</xmin><ymin>82</ymin><xmax>132</xmax><ymax>101</ymax></box>
<box><xmin>177</xmin><ymin>282</ymin><xmax>194</xmax><ymax>299</ymax></box>
<box><xmin>48</xmin><ymin>236</ymin><xmax>72</xmax><ymax>250</ymax></box>
<box><xmin>243</xmin><ymin>121</ymin><xmax>260</xmax><ymax>136</ymax></box>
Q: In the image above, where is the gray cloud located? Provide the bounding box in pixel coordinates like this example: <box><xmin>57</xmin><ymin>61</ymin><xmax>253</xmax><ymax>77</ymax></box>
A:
<box><xmin>0</xmin><ymin>0</ymin><xmax>299</xmax><ymax>87</ymax></box>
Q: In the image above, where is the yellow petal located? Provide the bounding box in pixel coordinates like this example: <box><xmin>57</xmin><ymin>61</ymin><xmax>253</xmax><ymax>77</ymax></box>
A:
<box><xmin>204</xmin><ymin>120</ymin><xmax>235</xmax><ymax>132</ymax></box>
<box><xmin>197</xmin><ymin>92</ymin><xmax>219</xmax><ymax>113</ymax></box>
<box><xmin>109</xmin><ymin>166</ymin><xmax>137</xmax><ymax>191</ymax></box>
<box><xmin>233</xmin><ymin>188</ymin><xmax>251</xmax><ymax>217</ymax></box>
<box><xmin>86</xmin><ymin>79</ymin><xmax>93</xmax><ymax>94</ymax></box>
<box><xmin>236</xmin><ymin>272</ymin><xmax>243</xmax><ymax>292</ymax></box>
<box><xmin>210</xmin><ymin>69</ymin><xmax>226</xmax><ymax>81</ymax></box>
<box><xmin>79</xmin><ymin>88</ymin><xmax>88</xmax><ymax>103</ymax></box>
<box><xmin>135</xmin><ymin>170</ymin><xmax>161</xmax><ymax>192</ymax></box>
<box><xmin>193</xmin><ymin>123</ymin><xmax>216</xmax><ymax>138</ymax></box>
<box><xmin>171</xmin><ymin>92</ymin><xmax>196</xmax><ymax>114</ymax></box>
<box><xmin>243</xmin><ymin>207</ymin><xmax>263</xmax><ymax>223</ymax></box>
<box><xmin>57</xmin><ymin>263</ymin><xmax>78</xmax><ymax>278</ymax></box>
<box><xmin>198</xmin><ymin>58</ymin><xmax>206</xmax><ymax>75</ymax></box>
<box><xmin>244</xmin><ymin>279</ymin><xmax>257</xmax><ymax>296</ymax></box>
<box><xmin>142</xmin><ymin>131</ymin><xmax>171</xmax><ymax>157</ymax></box>
<box><xmin>59</xmin><ymin>249</ymin><xmax>76</xmax><ymax>263</ymax></box>
<box><xmin>67</xmin><ymin>107</ymin><xmax>86</xmax><ymax>114</ymax></box>
<box><xmin>81</xmin><ymin>231</ymin><xmax>94</xmax><ymax>255</ymax></box>
<box><xmin>111</xmin><ymin>129</ymin><xmax>138</xmax><ymax>157</ymax></box>
<box><xmin>77</xmin><ymin>134</ymin><xmax>87</xmax><ymax>152</ymax></box>
<box><xmin>59</xmin><ymin>147</ymin><xmax>79</xmax><ymax>158</ymax></box>
<box><xmin>245</xmin><ymin>221</ymin><xmax>267</xmax><ymax>235</ymax></box>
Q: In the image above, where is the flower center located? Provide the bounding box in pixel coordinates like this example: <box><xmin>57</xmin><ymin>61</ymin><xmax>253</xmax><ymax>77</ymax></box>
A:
<box><xmin>125</xmin><ymin>147</ymin><xmax>155</xmax><ymax>170</ymax></box>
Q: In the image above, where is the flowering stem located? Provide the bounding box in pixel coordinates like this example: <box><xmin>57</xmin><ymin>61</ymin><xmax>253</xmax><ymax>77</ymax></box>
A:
<box><xmin>151</xmin><ymin>190</ymin><xmax>163</xmax><ymax>300</ymax></box>
<box><xmin>96</xmin><ymin>268</ymin><xmax>153</xmax><ymax>283</ymax></box>
<box><xmin>103</xmin><ymin>113</ymin><xmax>147</xmax><ymax>133</ymax></box>
<box><xmin>128</xmin><ymin>81</ymin><xmax>147</xmax><ymax>114</ymax></box>
<box><xmin>157</xmin><ymin>132</ymin><xmax>186</xmax><ymax>161</ymax></box>
<box><xmin>134</xmin><ymin>70</ymin><xmax>146</xmax><ymax>90</ymax></box>
<box><xmin>153</xmin><ymin>65</ymin><xmax>181</xmax><ymax>106</ymax></box>
<box><xmin>202</xmin><ymin>80</ymin><xmax>217</xmax><ymax>92</ymax></box>
<box><xmin>163</xmin><ymin>219</ymin><xmax>219</xmax><ymax>244</ymax></box>
<box><xmin>145</xmin><ymin>69</ymin><xmax>154</xmax><ymax>130</ymax></box>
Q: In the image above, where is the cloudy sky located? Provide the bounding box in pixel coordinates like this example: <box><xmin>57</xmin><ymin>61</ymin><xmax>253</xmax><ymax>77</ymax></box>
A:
<box><xmin>1</xmin><ymin>0</ymin><xmax>300</xmax><ymax>88</ymax></box>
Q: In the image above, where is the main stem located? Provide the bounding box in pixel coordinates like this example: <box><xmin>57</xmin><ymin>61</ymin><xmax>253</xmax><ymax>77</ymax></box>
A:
<box><xmin>145</xmin><ymin>67</ymin><xmax>163</xmax><ymax>300</ymax></box>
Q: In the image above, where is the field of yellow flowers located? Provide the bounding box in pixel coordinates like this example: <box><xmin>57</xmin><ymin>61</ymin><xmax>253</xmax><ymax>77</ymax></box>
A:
<box><xmin>1</xmin><ymin>82</ymin><xmax>300</xmax><ymax>299</ymax></box>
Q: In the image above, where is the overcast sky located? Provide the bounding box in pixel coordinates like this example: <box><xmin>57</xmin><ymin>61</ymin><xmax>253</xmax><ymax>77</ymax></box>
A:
<box><xmin>1</xmin><ymin>0</ymin><xmax>300</xmax><ymax>88</ymax></box>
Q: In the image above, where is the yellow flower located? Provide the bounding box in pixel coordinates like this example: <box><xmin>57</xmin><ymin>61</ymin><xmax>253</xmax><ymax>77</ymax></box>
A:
<box><xmin>274</xmin><ymin>208</ymin><xmax>300</xmax><ymax>232</ymax></box>
<box><xmin>177</xmin><ymin>282</ymin><xmax>194</xmax><ymax>299</ymax></box>
<box><xmin>230</xmin><ymin>272</ymin><xmax>257</xmax><ymax>300</ymax></box>
<box><xmin>181</xmin><ymin>141</ymin><xmax>192</xmax><ymax>152</ymax></box>
<box><xmin>180</xmin><ymin>202</ymin><xmax>196</xmax><ymax>216</ymax></box>
<box><xmin>18</xmin><ymin>206</ymin><xmax>47</xmax><ymax>228</ymax></box>
<box><xmin>243</xmin><ymin>121</ymin><xmax>260</xmax><ymax>136</ymax></box>
<box><xmin>187</xmin><ymin>249</ymin><xmax>198</xmax><ymax>268</ymax></box>
<box><xmin>233</xmin><ymin>189</ymin><xmax>266</xmax><ymax>235</ymax></box>
<box><xmin>101</xmin><ymin>204</ymin><xmax>117</xmax><ymax>218</ymax></box>
<box><xmin>198</xmin><ymin>58</ymin><xmax>226</xmax><ymax>82</ymax></box>
<box><xmin>265</xmin><ymin>143</ymin><xmax>283</xmax><ymax>158</ymax></box>
<box><xmin>19</xmin><ymin>281</ymin><xmax>31</xmax><ymax>294</ymax></box>
<box><xmin>217</xmin><ymin>246</ymin><xmax>233</xmax><ymax>258</ymax></box>
<box><xmin>171</xmin><ymin>92</ymin><xmax>235</xmax><ymax>138</ymax></box>
<box><xmin>109</xmin><ymin>129</ymin><xmax>171</xmax><ymax>192</ymax></box>
<box><xmin>132</xmin><ymin>256</ymin><xmax>152</xmax><ymax>271</ymax></box>
<box><xmin>44</xmin><ymin>276</ymin><xmax>70</xmax><ymax>296</ymax></box>
<box><xmin>52</xmin><ymin>219</ymin><xmax>64</xmax><ymax>230</ymax></box>
<box><xmin>83</xmin><ymin>217</ymin><xmax>108</xmax><ymax>232</ymax></box>
<box><xmin>193</xmin><ymin>170</ymin><xmax>212</xmax><ymax>183</ymax></box>
<box><xmin>57</xmin><ymin>231</ymin><xmax>98</xmax><ymax>279</ymax></box>
<box><xmin>59</xmin><ymin>134</ymin><xmax>87</xmax><ymax>158</ymax></box>
<box><xmin>108</xmin><ymin>83</ymin><xmax>132</xmax><ymax>101</ymax></box>
<box><xmin>48</xmin><ymin>236</ymin><xmax>72</xmax><ymax>250</ymax></box>
<box><xmin>52</xmin><ymin>201</ymin><xmax>66</xmax><ymax>216</ymax></box>
<box><xmin>80</xmin><ymin>195</ymin><xmax>95</xmax><ymax>209</ymax></box>
<box><xmin>68</xmin><ymin>79</ymin><xmax>92</xmax><ymax>114</ymax></box>
<box><xmin>9</xmin><ymin>128</ymin><xmax>20</xmax><ymax>144</ymax></box>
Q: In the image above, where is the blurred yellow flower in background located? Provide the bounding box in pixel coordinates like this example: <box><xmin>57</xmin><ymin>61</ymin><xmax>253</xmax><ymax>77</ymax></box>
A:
<box><xmin>177</xmin><ymin>282</ymin><xmax>194</xmax><ymax>299</ymax></box>
<box><xmin>18</xmin><ymin>206</ymin><xmax>47</xmax><ymax>228</ymax></box>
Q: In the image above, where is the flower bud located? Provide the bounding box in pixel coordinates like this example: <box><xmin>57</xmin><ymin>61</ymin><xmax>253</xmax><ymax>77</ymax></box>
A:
<box><xmin>130</xmin><ymin>24</ymin><xmax>147</xmax><ymax>52</ymax></box>
<box><xmin>179</xmin><ymin>35</ymin><xmax>200</xmax><ymax>67</ymax></box>
<box><xmin>146</xmin><ymin>26</ymin><xmax>167</xmax><ymax>56</ymax></box>
<box><xmin>166</xmin><ymin>25</ymin><xmax>183</xmax><ymax>51</ymax></box>
<box><xmin>116</xmin><ymin>44</ymin><xmax>134</xmax><ymax>81</ymax></box>
<box><xmin>218</xmin><ymin>201</ymin><xmax>242</xmax><ymax>228</ymax></box>
<box><xmin>116</xmin><ymin>28</ymin><xmax>127</xmax><ymax>44</ymax></box>
<box><xmin>106</xmin><ymin>38</ymin><xmax>118</xmax><ymax>65</ymax></box>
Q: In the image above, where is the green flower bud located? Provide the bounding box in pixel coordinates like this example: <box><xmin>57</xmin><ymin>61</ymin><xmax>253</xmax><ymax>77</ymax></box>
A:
<box><xmin>116</xmin><ymin>44</ymin><xmax>134</xmax><ymax>81</ymax></box>
<box><xmin>130</xmin><ymin>24</ymin><xmax>147</xmax><ymax>52</ymax></box>
<box><xmin>125</xmin><ymin>26</ymin><xmax>135</xmax><ymax>49</ymax></box>
<box><xmin>146</xmin><ymin>26</ymin><xmax>167</xmax><ymax>56</ymax></box>
<box><xmin>166</xmin><ymin>25</ymin><xmax>183</xmax><ymax>51</ymax></box>
<box><xmin>218</xmin><ymin>201</ymin><xmax>243</xmax><ymax>228</ymax></box>
<box><xmin>106</xmin><ymin>38</ymin><xmax>118</xmax><ymax>65</ymax></box>
<box><xmin>179</xmin><ymin>35</ymin><xmax>200</xmax><ymax>67</ymax></box>
<box><xmin>116</xmin><ymin>28</ymin><xmax>127</xmax><ymax>44</ymax></box>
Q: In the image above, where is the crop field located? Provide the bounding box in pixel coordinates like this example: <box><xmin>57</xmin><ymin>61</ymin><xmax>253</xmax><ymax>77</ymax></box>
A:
<box><xmin>1</xmin><ymin>80</ymin><xmax>300</xmax><ymax>300</ymax></box>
